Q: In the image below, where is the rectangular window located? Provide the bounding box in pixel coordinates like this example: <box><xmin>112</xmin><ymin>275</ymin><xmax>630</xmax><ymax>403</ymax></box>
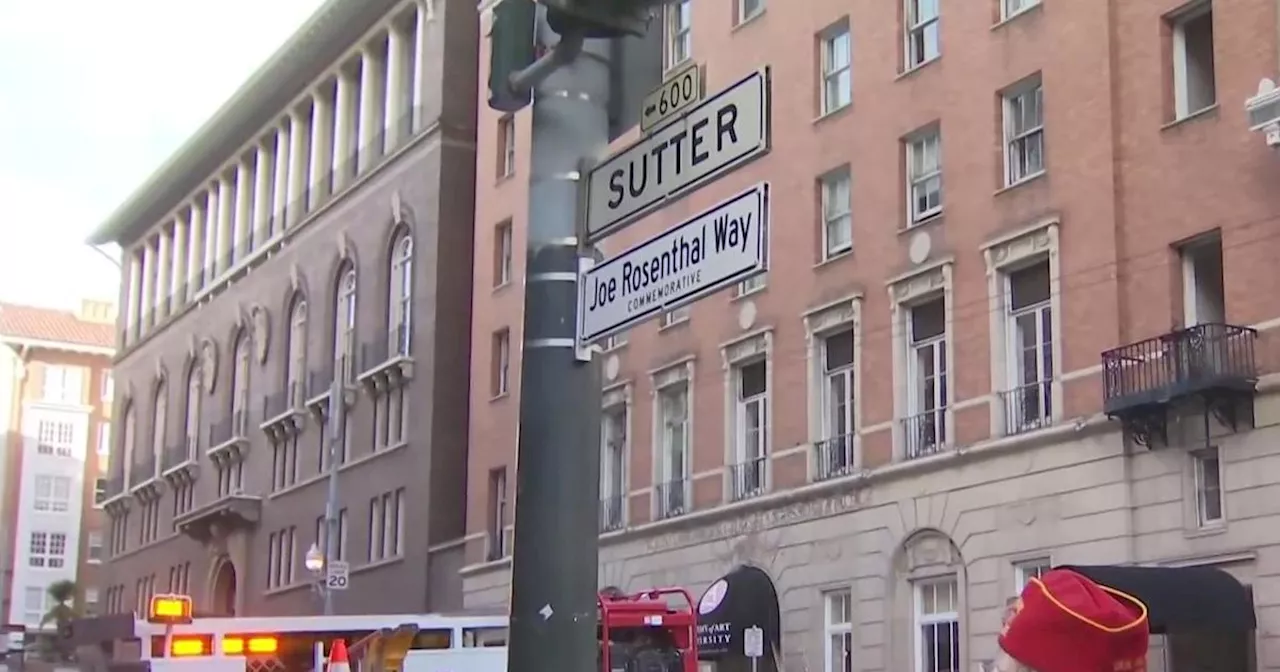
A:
<box><xmin>660</xmin><ymin>306</ymin><xmax>690</xmax><ymax>328</ymax></box>
<box><xmin>1003</xmin><ymin>79</ymin><xmax>1045</xmax><ymax>185</ymax></box>
<box><xmin>491</xmin><ymin>329</ymin><xmax>511</xmax><ymax>397</ymax></box>
<box><xmin>736</xmin><ymin>274</ymin><xmax>767</xmax><ymax>297</ymax></box>
<box><xmin>664</xmin><ymin>0</ymin><xmax>692</xmax><ymax>69</ymax></box>
<box><xmin>495</xmin><ymin>220</ymin><xmax>513</xmax><ymax>287</ymax></box>
<box><xmin>907</xmin><ymin>130</ymin><xmax>943</xmax><ymax>225</ymax></box>
<box><xmin>314</xmin><ymin>508</ymin><xmax>349</xmax><ymax>562</ymax></box>
<box><xmin>913</xmin><ymin>578</ymin><xmax>959</xmax><ymax>672</ymax></box>
<box><xmin>658</xmin><ymin>384</ymin><xmax>689</xmax><ymax>518</ymax></box>
<box><xmin>821</xmin><ymin>168</ymin><xmax>852</xmax><ymax>258</ymax></box>
<box><xmin>1194</xmin><ymin>446</ymin><xmax>1224</xmax><ymax>526</ymax></box>
<box><xmin>1003</xmin><ymin>260</ymin><xmax>1052</xmax><ymax>434</ymax></box>
<box><xmin>1013</xmin><ymin>558</ymin><xmax>1051</xmax><ymax>592</ymax></box>
<box><xmin>33</xmin><ymin>475</ymin><xmax>72</xmax><ymax>512</ymax></box>
<box><xmin>36</xmin><ymin>420</ymin><xmax>75</xmax><ymax>457</ymax></box>
<box><xmin>603</xmin><ymin>331</ymin><xmax>629</xmax><ymax>351</ymax></box>
<box><xmin>1170</xmin><ymin>3</ymin><xmax>1216</xmax><ymax>120</ymax></box>
<box><xmin>487</xmin><ymin>467</ymin><xmax>509</xmax><ymax>560</ymax></box>
<box><xmin>43</xmin><ymin>366</ymin><xmax>84</xmax><ymax>404</ymax></box>
<box><xmin>905</xmin><ymin>0</ymin><xmax>940</xmax><ymax>69</ymax></box>
<box><xmin>819</xmin><ymin>329</ymin><xmax>855</xmax><ymax>479</ymax></box>
<box><xmin>98</xmin><ymin>423</ymin><xmax>111</xmax><ymax>458</ymax></box>
<box><xmin>824</xmin><ymin>589</ymin><xmax>853</xmax><ymax>672</ymax></box>
<box><xmin>28</xmin><ymin>531</ymin><xmax>66</xmax><ymax>568</ymax></box>
<box><xmin>369</xmin><ymin>488</ymin><xmax>405</xmax><ymax>561</ymax></box>
<box><xmin>88</xmin><ymin>531</ymin><xmax>104</xmax><ymax>562</ymax></box>
<box><xmin>600</xmin><ymin>405</ymin><xmax>627</xmax><ymax>532</ymax></box>
<box><xmin>736</xmin><ymin>0</ymin><xmax>764</xmax><ymax>24</ymax></box>
<box><xmin>24</xmin><ymin>586</ymin><xmax>44</xmax><ymax>624</ymax></box>
<box><xmin>101</xmin><ymin>372</ymin><xmax>114</xmax><ymax>401</ymax></box>
<box><xmin>731</xmin><ymin>360</ymin><xmax>768</xmax><ymax>500</ymax></box>
<box><xmin>497</xmin><ymin>116</ymin><xmax>516</xmax><ymax>178</ymax></box>
<box><xmin>1180</xmin><ymin>234</ymin><xmax>1225</xmax><ymax>326</ymax></box>
<box><xmin>1003</xmin><ymin>0</ymin><xmax>1040</xmax><ymax>20</ymax></box>
<box><xmin>820</xmin><ymin>26</ymin><xmax>851</xmax><ymax>114</ymax></box>
<box><xmin>905</xmin><ymin>298</ymin><xmax>947</xmax><ymax>458</ymax></box>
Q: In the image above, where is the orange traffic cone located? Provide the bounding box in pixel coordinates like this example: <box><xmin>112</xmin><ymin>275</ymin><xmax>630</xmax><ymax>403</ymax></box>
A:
<box><xmin>328</xmin><ymin>639</ymin><xmax>351</xmax><ymax>672</ymax></box>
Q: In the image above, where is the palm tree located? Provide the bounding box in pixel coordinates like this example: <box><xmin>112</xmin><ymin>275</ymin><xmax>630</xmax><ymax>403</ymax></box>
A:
<box><xmin>40</xmin><ymin>579</ymin><xmax>79</xmax><ymax>661</ymax></box>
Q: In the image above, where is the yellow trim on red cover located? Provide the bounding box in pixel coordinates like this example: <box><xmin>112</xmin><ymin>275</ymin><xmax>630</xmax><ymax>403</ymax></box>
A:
<box><xmin>1027</xmin><ymin>576</ymin><xmax>1149</xmax><ymax>633</ymax></box>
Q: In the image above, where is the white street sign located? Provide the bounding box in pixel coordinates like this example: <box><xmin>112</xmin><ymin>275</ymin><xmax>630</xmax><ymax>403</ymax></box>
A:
<box><xmin>586</xmin><ymin>67</ymin><xmax>770</xmax><ymax>241</ymax></box>
<box><xmin>640</xmin><ymin>61</ymin><xmax>704</xmax><ymax>134</ymax></box>
<box><xmin>578</xmin><ymin>182</ymin><xmax>769</xmax><ymax>344</ymax></box>
<box><xmin>744</xmin><ymin>626</ymin><xmax>764</xmax><ymax>659</ymax></box>
<box><xmin>326</xmin><ymin>560</ymin><xmax>350</xmax><ymax>591</ymax></box>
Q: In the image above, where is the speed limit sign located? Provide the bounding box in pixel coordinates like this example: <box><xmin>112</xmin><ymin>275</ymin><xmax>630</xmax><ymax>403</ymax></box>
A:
<box><xmin>326</xmin><ymin>560</ymin><xmax>350</xmax><ymax>591</ymax></box>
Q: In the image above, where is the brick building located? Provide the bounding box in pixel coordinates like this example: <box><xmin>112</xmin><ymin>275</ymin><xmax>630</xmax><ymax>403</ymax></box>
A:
<box><xmin>0</xmin><ymin>300</ymin><xmax>115</xmax><ymax>647</ymax></box>
<box><xmin>463</xmin><ymin>0</ymin><xmax>1280</xmax><ymax>670</ymax></box>
<box><xmin>88</xmin><ymin>0</ymin><xmax>479</xmax><ymax>617</ymax></box>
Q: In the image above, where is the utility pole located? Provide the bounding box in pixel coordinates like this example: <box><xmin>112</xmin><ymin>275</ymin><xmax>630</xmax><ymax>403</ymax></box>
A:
<box><xmin>322</xmin><ymin>357</ymin><xmax>347</xmax><ymax>616</ymax></box>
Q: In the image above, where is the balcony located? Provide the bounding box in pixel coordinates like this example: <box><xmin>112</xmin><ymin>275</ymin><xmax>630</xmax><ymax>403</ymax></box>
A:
<box><xmin>1102</xmin><ymin>323</ymin><xmax>1258</xmax><ymax>448</ymax></box>
<box><xmin>999</xmin><ymin>379</ymin><xmax>1053</xmax><ymax>436</ymax></box>
<box><xmin>174</xmin><ymin>493</ymin><xmax>262</xmax><ymax>545</ymax></box>
<box><xmin>727</xmin><ymin>456</ymin><xmax>767</xmax><ymax>501</ymax></box>
<box><xmin>305</xmin><ymin>361</ymin><xmax>357</xmax><ymax>420</ymax></box>
<box><xmin>600</xmin><ymin>495</ymin><xmax>625</xmax><ymax>533</ymax></box>
<box><xmin>161</xmin><ymin>439</ymin><xmax>199</xmax><ymax>483</ymax></box>
<box><xmin>207</xmin><ymin>410</ymin><xmax>251</xmax><ymax>461</ymax></box>
<box><xmin>128</xmin><ymin>454</ymin><xmax>162</xmax><ymax>500</ymax></box>
<box><xmin>97</xmin><ymin>472</ymin><xmax>126</xmax><ymax>508</ymax></box>
<box><xmin>902</xmin><ymin>408</ymin><xmax>948</xmax><ymax>459</ymax></box>
<box><xmin>357</xmin><ymin>324</ymin><xmax>414</xmax><ymax>392</ymax></box>
<box><xmin>654</xmin><ymin>478</ymin><xmax>688</xmax><ymax>520</ymax></box>
<box><xmin>260</xmin><ymin>382</ymin><xmax>306</xmax><ymax>439</ymax></box>
<box><xmin>813</xmin><ymin>434</ymin><xmax>857</xmax><ymax>481</ymax></box>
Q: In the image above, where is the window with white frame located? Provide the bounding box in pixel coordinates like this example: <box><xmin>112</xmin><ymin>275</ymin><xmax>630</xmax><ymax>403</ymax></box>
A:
<box><xmin>43</xmin><ymin>366</ymin><xmax>84</xmax><ymax>404</ymax></box>
<box><xmin>906</xmin><ymin>298</ymin><xmax>947</xmax><ymax>458</ymax></box>
<box><xmin>1193</xmin><ymin>446</ymin><xmax>1224</xmax><ymax>526</ymax></box>
<box><xmin>1013</xmin><ymin>558</ymin><xmax>1051</xmax><ymax>593</ymax></box>
<box><xmin>907</xmin><ymin>130</ymin><xmax>943</xmax><ymax>225</ymax></box>
<box><xmin>820</xmin><ymin>25</ymin><xmax>851</xmax><ymax>115</ymax></box>
<box><xmin>824</xmin><ymin>589</ymin><xmax>854</xmax><ymax>672</ymax></box>
<box><xmin>495</xmin><ymin>220</ymin><xmax>514</xmax><ymax>287</ymax></box>
<box><xmin>487</xmin><ymin>468</ymin><xmax>509</xmax><ymax>560</ymax></box>
<box><xmin>286</xmin><ymin>297</ymin><xmax>307</xmax><ymax>407</ymax></box>
<box><xmin>603</xmin><ymin>331</ymin><xmax>629</xmax><ymax>350</ymax></box>
<box><xmin>1004</xmin><ymin>260</ymin><xmax>1052</xmax><ymax>433</ymax></box>
<box><xmin>122</xmin><ymin>404</ymin><xmax>136</xmax><ymax>473</ymax></box>
<box><xmin>819</xmin><ymin>329</ymin><xmax>855</xmax><ymax>478</ymax></box>
<box><xmin>736</xmin><ymin>273</ymin><xmax>766</xmax><ymax>297</ymax></box>
<box><xmin>23</xmin><ymin>586</ymin><xmax>45</xmax><ymax>624</ymax></box>
<box><xmin>37</xmin><ymin>419</ymin><xmax>75</xmax><ymax>458</ymax></box>
<box><xmin>731</xmin><ymin>360</ymin><xmax>768</xmax><ymax>500</ymax></box>
<box><xmin>1002</xmin><ymin>0</ymin><xmax>1040</xmax><ymax>20</ymax></box>
<box><xmin>391</xmin><ymin>234</ymin><xmax>413</xmax><ymax>355</ymax></box>
<box><xmin>664</xmin><ymin>0</ymin><xmax>692</xmax><ymax>69</ymax></box>
<box><xmin>1003</xmin><ymin>79</ymin><xmax>1045</xmax><ymax>185</ymax></box>
<box><xmin>28</xmin><ymin>531</ymin><xmax>67</xmax><ymax>568</ymax></box>
<box><xmin>821</xmin><ymin>168</ymin><xmax>852</xmax><ymax>258</ymax></box>
<box><xmin>33</xmin><ymin>475</ymin><xmax>71</xmax><ymax>512</ymax></box>
<box><xmin>736</xmin><ymin>0</ymin><xmax>764</xmax><ymax>25</ymax></box>
<box><xmin>151</xmin><ymin>381</ymin><xmax>167</xmax><ymax>466</ymax></box>
<box><xmin>913</xmin><ymin>578</ymin><xmax>959</xmax><ymax>672</ymax></box>
<box><xmin>657</xmin><ymin>383</ymin><xmax>689</xmax><ymax>517</ymax></box>
<box><xmin>101</xmin><ymin>372</ymin><xmax>114</xmax><ymax>401</ymax></box>
<box><xmin>497</xmin><ymin>115</ymin><xmax>516</xmax><ymax>178</ymax></box>
<box><xmin>231</xmin><ymin>333</ymin><xmax>251</xmax><ymax>433</ymax></box>
<box><xmin>88</xmin><ymin>531</ymin><xmax>104</xmax><ymax>562</ymax></box>
<box><xmin>336</xmin><ymin>266</ymin><xmax>358</xmax><ymax>381</ymax></box>
<box><xmin>600</xmin><ymin>403</ymin><xmax>627</xmax><ymax>531</ymax></box>
<box><xmin>367</xmin><ymin>488</ymin><xmax>405</xmax><ymax>562</ymax></box>
<box><xmin>904</xmin><ymin>0</ymin><xmax>940</xmax><ymax>69</ymax></box>
<box><xmin>492</xmin><ymin>329</ymin><xmax>511</xmax><ymax>397</ymax></box>
<box><xmin>661</xmin><ymin>306</ymin><xmax>690</xmax><ymax>327</ymax></box>
<box><xmin>97</xmin><ymin>423</ymin><xmax>111</xmax><ymax>459</ymax></box>
<box><xmin>1169</xmin><ymin>3</ymin><xmax>1215</xmax><ymax>120</ymax></box>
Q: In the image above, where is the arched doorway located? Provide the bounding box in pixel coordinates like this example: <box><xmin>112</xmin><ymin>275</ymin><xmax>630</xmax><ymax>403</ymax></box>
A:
<box><xmin>695</xmin><ymin>565</ymin><xmax>782</xmax><ymax>672</ymax></box>
<box><xmin>210</xmin><ymin>556</ymin><xmax>238</xmax><ymax>616</ymax></box>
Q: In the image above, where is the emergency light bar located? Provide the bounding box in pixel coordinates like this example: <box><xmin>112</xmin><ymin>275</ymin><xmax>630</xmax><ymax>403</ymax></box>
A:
<box><xmin>148</xmin><ymin>594</ymin><xmax>194</xmax><ymax>625</ymax></box>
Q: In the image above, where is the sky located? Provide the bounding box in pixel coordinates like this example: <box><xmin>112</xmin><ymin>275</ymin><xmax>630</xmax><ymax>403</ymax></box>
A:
<box><xmin>0</xmin><ymin>0</ymin><xmax>326</xmax><ymax>311</ymax></box>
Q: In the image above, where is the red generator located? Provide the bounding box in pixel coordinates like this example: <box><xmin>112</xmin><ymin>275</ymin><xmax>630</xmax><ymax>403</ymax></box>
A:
<box><xmin>598</xmin><ymin>588</ymin><xmax>698</xmax><ymax>672</ymax></box>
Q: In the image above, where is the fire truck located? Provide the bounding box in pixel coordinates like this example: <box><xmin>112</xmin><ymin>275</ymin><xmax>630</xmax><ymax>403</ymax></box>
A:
<box><xmin>66</xmin><ymin>589</ymin><xmax>697</xmax><ymax>672</ymax></box>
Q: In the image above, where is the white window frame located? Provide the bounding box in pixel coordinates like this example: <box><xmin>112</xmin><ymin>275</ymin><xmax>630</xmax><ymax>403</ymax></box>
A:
<box><xmin>601</xmin><ymin>399</ymin><xmax>629</xmax><ymax>530</ymax></box>
<box><xmin>906</xmin><ymin>299</ymin><xmax>948</xmax><ymax>454</ymax></box>
<box><xmin>736</xmin><ymin>0</ymin><xmax>764</xmax><ymax>25</ymax></box>
<box><xmin>43</xmin><ymin>366</ymin><xmax>83</xmax><ymax>405</ymax></box>
<box><xmin>1193</xmin><ymin>446</ymin><xmax>1224</xmax><ymax>527</ymax></box>
<box><xmin>494</xmin><ymin>330</ymin><xmax>511</xmax><ymax>396</ymax></box>
<box><xmin>101</xmin><ymin>372</ymin><xmax>114</xmax><ymax>401</ymax></box>
<box><xmin>912</xmin><ymin>577</ymin><xmax>959</xmax><ymax>672</ymax></box>
<box><xmin>23</xmin><ymin>586</ymin><xmax>44</xmax><ymax>624</ymax></box>
<box><xmin>496</xmin><ymin>221</ymin><xmax>514</xmax><ymax>287</ymax></box>
<box><xmin>904</xmin><ymin>0</ymin><xmax>940</xmax><ymax>70</ymax></box>
<box><xmin>1004</xmin><ymin>260</ymin><xmax>1053</xmax><ymax>431</ymax></box>
<box><xmin>1170</xmin><ymin>2</ymin><xmax>1216</xmax><ymax>120</ymax></box>
<box><xmin>664</xmin><ymin>0</ymin><xmax>692</xmax><ymax>71</ymax></box>
<box><xmin>87</xmin><ymin>531</ymin><xmax>104</xmax><ymax>563</ymax></box>
<box><xmin>821</xmin><ymin>168</ymin><xmax>853</xmax><ymax>258</ymax></box>
<box><xmin>657</xmin><ymin>382</ymin><xmax>690</xmax><ymax>517</ymax></box>
<box><xmin>498</xmin><ymin>115</ymin><xmax>516</xmax><ymax>178</ymax></box>
<box><xmin>820</xmin><ymin>26</ymin><xmax>851</xmax><ymax>115</ymax></box>
<box><xmin>1012</xmin><ymin>558</ymin><xmax>1051</xmax><ymax>593</ymax></box>
<box><xmin>287</xmin><ymin>298</ymin><xmax>307</xmax><ymax>406</ymax></box>
<box><xmin>337</xmin><ymin>268</ymin><xmax>358</xmax><ymax>381</ymax></box>
<box><xmin>822</xmin><ymin>331</ymin><xmax>856</xmax><ymax>444</ymax></box>
<box><xmin>660</xmin><ymin>305</ymin><xmax>690</xmax><ymax>328</ymax></box>
<box><xmin>1002</xmin><ymin>0</ymin><xmax>1040</xmax><ymax>20</ymax></box>
<box><xmin>28</xmin><ymin>531</ymin><xmax>67</xmax><ymax>568</ymax></box>
<box><xmin>906</xmin><ymin>130</ymin><xmax>943</xmax><ymax>225</ymax></box>
<box><xmin>33</xmin><ymin>475</ymin><xmax>71</xmax><ymax>512</ymax></box>
<box><xmin>823</xmin><ymin>589</ymin><xmax>854</xmax><ymax>672</ymax></box>
<box><xmin>488</xmin><ymin>469</ymin><xmax>509</xmax><ymax>558</ymax></box>
<box><xmin>603</xmin><ymin>330</ymin><xmax>629</xmax><ymax>351</ymax></box>
<box><xmin>232</xmin><ymin>334</ymin><xmax>251</xmax><ymax>429</ymax></box>
<box><xmin>732</xmin><ymin>359</ymin><xmax>769</xmax><ymax>497</ymax></box>
<box><xmin>1003</xmin><ymin>79</ymin><xmax>1045</xmax><ymax>186</ymax></box>
<box><xmin>736</xmin><ymin>273</ymin><xmax>767</xmax><ymax>297</ymax></box>
<box><xmin>37</xmin><ymin>419</ymin><xmax>75</xmax><ymax>458</ymax></box>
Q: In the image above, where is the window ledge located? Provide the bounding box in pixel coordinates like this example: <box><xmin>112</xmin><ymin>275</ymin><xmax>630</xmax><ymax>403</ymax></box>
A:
<box><xmin>1162</xmin><ymin>104</ymin><xmax>1219</xmax><ymax>131</ymax></box>
<box><xmin>992</xmin><ymin>2</ymin><xmax>1043</xmax><ymax>30</ymax></box>
<box><xmin>492</xmin><ymin>280</ymin><xmax>513</xmax><ymax>294</ymax></box>
<box><xmin>899</xmin><ymin>212</ymin><xmax>944</xmax><ymax>235</ymax></box>
<box><xmin>659</xmin><ymin>317</ymin><xmax>690</xmax><ymax>332</ymax></box>
<box><xmin>1184</xmin><ymin>523</ymin><xmax>1227</xmax><ymax>539</ymax></box>
<box><xmin>994</xmin><ymin>170</ymin><xmax>1046</xmax><ymax>196</ymax></box>
<box><xmin>814</xmin><ymin>249</ymin><xmax>853</xmax><ymax>269</ymax></box>
<box><xmin>813</xmin><ymin>103</ymin><xmax>852</xmax><ymax>126</ymax></box>
<box><xmin>732</xmin><ymin>9</ymin><xmax>766</xmax><ymax>32</ymax></box>
<box><xmin>490</xmin><ymin>391</ymin><xmax>510</xmax><ymax>403</ymax></box>
<box><xmin>662</xmin><ymin>59</ymin><xmax>693</xmax><ymax>79</ymax></box>
<box><xmin>896</xmin><ymin>56</ymin><xmax>940</xmax><ymax>82</ymax></box>
<box><xmin>495</xmin><ymin>172</ymin><xmax>516</xmax><ymax>186</ymax></box>
<box><xmin>731</xmin><ymin>286</ymin><xmax>767</xmax><ymax>302</ymax></box>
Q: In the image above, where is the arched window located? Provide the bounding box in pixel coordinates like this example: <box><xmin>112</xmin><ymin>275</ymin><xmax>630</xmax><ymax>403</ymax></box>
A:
<box><xmin>122</xmin><ymin>403</ymin><xmax>136</xmax><ymax>477</ymax></box>
<box><xmin>335</xmin><ymin>265</ymin><xmax>357</xmax><ymax>380</ymax></box>
<box><xmin>185</xmin><ymin>366</ymin><xmax>202</xmax><ymax>458</ymax></box>
<box><xmin>287</xmin><ymin>295</ymin><xmax>308</xmax><ymax>405</ymax></box>
<box><xmin>152</xmin><ymin>381</ymin><xmax>167</xmax><ymax>463</ymax></box>
<box><xmin>391</xmin><ymin>235</ymin><xmax>413</xmax><ymax>355</ymax></box>
<box><xmin>231</xmin><ymin>332</ymin><xmax>251</xmax><ymax>432</ymax></box>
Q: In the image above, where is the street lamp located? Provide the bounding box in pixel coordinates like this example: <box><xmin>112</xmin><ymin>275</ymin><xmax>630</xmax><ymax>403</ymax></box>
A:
<box><xmin>305</xmin><ymin>542</ymin><xmax>325</xmax><ymax>574</ymax></box>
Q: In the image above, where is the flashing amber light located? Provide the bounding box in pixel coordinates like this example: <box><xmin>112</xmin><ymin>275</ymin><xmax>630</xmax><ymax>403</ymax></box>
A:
<box><xmin>170</xmin><ymin>638</ymin><xmax>207</xmax><ymax>657</ymax></box>
<box><xmin>148</xmin><ymin>594</ymin><xmax>194</xmax><ymax>625</ymax></box>
<box><xmin>223</xmin><ymin>636</ymin><xmax>279</xmax><ymax>656</ymax></box>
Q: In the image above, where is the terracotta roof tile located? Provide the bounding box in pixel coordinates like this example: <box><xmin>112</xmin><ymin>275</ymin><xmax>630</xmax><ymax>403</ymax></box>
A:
<box><xmin>0</xmin><ymin>303</ymin><xmax>116</xmax><ymax>350</ymax></box>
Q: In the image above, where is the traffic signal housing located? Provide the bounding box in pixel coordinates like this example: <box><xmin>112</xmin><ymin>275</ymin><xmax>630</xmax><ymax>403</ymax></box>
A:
<box><xmin>540</xmin><ymin>0</ymin><xmax>655</xmax><ymax>38</ymax></box>
<box><xmin>487</xmin><ymin>0</ymin><xmax>538</xmax><ymax>112</ymax></box>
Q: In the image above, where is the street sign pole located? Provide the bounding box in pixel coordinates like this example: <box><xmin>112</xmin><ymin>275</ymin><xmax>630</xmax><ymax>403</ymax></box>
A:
<box><xmin>744</xmin><ymin>625</ymin><xmax>764</xmax><ymax>672</ymax></box>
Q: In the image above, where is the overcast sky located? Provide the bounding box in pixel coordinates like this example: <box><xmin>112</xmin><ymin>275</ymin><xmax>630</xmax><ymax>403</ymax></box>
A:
<box><xmin>0</xmin><ymin>0</ymin><xmax>325</xmax><ymax>310</ymax></box>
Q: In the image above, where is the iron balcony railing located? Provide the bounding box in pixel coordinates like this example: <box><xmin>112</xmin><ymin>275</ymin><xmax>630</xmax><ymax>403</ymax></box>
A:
<box><xmin>813</xmin><ymin>434</ymin><xmax>856</xmax><ymax>481</ymax></box>
<box><xmin>208</xmin><ymin>410</ymin><xmax>249</xmax><ymax>448</ymax></box>
<box><xmin>360</xmin><ymin>323</ymin><xmax>412</xmax><ymax>373</ymax></box>
<box><xmin>902</xmin><ymin>407</ymin><xmax>947</xmax><ymax>460</ymax></box>
<box><xmin>129</xmin><ymin>454</ymin><xmax>158</xmax><ymax>488</ymax></box>
<box><xmin>1102</xmin><ymin>323</ymin><xmax>1258</xmax><ymax>414</ymax></box>
<box><xmin>728</xmin><ymin>456</ymin><xmax>767</xmax><ymax>501</ymax></box>
<box><xmin>654</xmin><ymin>478</ymin><xmax>688</xmax><ymax>520</ymax></box>
<box><xmin>98</xmin><ymin>473</ymin><xmax>125</xmax><ymax>504</ymax></box>
<box><xmin>999</xmin><ymin>379</ymin><xmax>1053</xmax><ymax>436</ymax></box>
<box><xmin>161</xmin><ymin>442</ymin><xmax>190</xmax><ymax>472</ymax></box>
<box><xmin>600</xmin><ymin>494</ymin><xmax>625</xmax><ymax>533</ymax></box>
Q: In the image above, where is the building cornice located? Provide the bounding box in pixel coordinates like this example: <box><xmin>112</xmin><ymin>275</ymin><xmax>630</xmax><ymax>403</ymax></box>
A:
<box><xmin>1</xmin><ymin>337</ymin><xmax>114</xmax><ymax>358</ymax></box>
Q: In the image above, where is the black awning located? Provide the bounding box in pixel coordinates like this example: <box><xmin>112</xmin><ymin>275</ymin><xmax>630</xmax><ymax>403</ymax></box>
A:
<box><xmin>695</xmin><ymin>565</ymin><xmax>781</xmax><ymax>660</ymax></box>
<box><xmin>1060</xmin><ymin>564</ymin><xmax>1256</xmax><ymax>634</ymax></box>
